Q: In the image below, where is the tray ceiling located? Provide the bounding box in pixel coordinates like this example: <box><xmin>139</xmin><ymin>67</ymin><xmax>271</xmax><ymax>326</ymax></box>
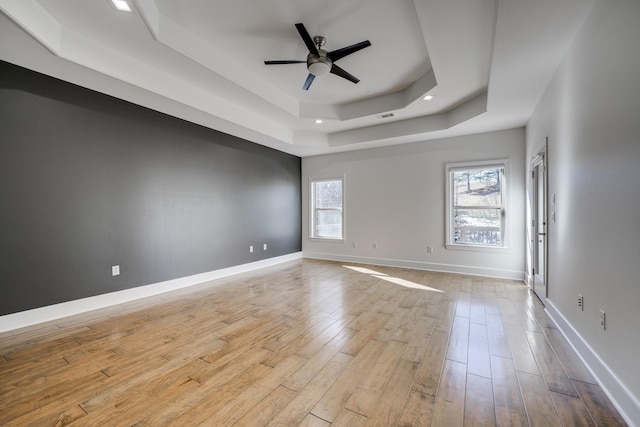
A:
<box><xmin>0</xmin><ymin>0</ymin><xmax>595</xmax><ymax>156</ymax></box>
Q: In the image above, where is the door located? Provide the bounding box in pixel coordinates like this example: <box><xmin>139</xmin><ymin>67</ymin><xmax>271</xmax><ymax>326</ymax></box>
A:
<box><xmin>531</xmin><ymin>147</ymin><xmax>547</xmax><ymax>303</ymax></box>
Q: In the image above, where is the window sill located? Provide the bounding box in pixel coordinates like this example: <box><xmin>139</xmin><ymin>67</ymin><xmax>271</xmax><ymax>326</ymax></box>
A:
<box><xmin>445</xmin><ymin>243</ymin><xmax>511</xmax><ymax>253</ymax></box>
<box><xmin>308</xmin><ymin>237</ymin><xmax>344</xmax><ymax>243</ymax></box>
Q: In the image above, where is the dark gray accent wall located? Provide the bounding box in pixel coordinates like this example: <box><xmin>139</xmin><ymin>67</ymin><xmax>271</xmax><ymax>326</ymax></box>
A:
<box><xmin>0</xmin><ymin>60</ymin><xmax>301</xmax><ymax>316</ymax></box>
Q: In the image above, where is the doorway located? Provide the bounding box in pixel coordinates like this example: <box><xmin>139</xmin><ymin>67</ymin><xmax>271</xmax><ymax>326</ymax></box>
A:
<box><xmin>531</xmin><ymin>142</ymin><xmax>547</xmax><ymax>304</ymax></box>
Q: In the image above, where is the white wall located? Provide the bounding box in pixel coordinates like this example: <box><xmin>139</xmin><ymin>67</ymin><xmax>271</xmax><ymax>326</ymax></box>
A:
<box><xmin>302</xmin><ymin>128</ymin><xmax>526</xmax><ymax>280</ymax></box>
<box><xmin>526</xmin><ymin>0</ymin><xmax>640</xmax><ymax>423</ymax></box>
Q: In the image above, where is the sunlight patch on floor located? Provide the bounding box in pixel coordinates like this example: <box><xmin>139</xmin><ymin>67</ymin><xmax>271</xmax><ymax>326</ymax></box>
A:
<box><xmin>343</xmin><ymin>265</ymin><xmax>444</xmax><ymax>293</ymax></box>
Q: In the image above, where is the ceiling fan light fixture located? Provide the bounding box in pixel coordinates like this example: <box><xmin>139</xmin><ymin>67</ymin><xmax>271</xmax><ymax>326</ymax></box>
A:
<box><xmin>308</xmin><ymin>61</ymin><xmax>331</xmax><ymax>76</ymax></box>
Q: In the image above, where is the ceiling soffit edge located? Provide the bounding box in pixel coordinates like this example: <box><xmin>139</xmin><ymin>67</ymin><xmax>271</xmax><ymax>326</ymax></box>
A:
<box><xmin>0</xmin><ymin>0</ymin><xmax>62</xmax><ymax>55</ymax></box>
<box><xmin>328</xmin><ymin>91</ymin><xmax>487</xmax><ymax>146</ymax></box>
<box><xmin>299</xmin><ymin>69</ymin><xmax>438</xmax><ymax>121</ymax></box>
<box><xmin>134</xmin><ymin>0</ymin><xmax>300</xmax><ymax>117</ymax></box>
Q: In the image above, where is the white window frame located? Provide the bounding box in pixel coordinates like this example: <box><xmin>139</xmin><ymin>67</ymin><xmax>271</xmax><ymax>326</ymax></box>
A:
<box><xmin>445</xmin><ymin>159</ymin><xmax>510</xmax><ymax>252</ymax></box>
<box><xmin>310</xmin><ymin>176</ymin><xmax>344</xmax><ymax>241</ymax></box>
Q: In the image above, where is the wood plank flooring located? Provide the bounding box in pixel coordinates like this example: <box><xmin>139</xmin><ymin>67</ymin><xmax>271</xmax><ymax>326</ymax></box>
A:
<box><xmin>0</xmin><ymin>259</ymin><xmax>628</xmax><ymax>426</ymax></box>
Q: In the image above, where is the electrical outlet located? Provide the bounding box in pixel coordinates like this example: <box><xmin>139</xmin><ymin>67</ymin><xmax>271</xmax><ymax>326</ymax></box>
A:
<box><xmin>249</xmin><ymin>245</ymin><xmax>254</xmax><ymax>253</ymax></box>
<box><xmin>427</xmin><ymin>246</ymin><xmax>434</xmax><ymax>253</ymax></box>
<box><xmin>111</xmin><ymin>265</ymin><xmax>120</xmax><ymax>276</ymax></box>
<box><xmin>372</xmin><ymin>243</ymin><xmax>377</xmax><ymax>249</ymax></box>
<box><xmin>599</xmin><ymin>310</ymin><xmax>606</xmax><ymax>330</ymax></box>
<box><xmin>577</xmin><ymin>294</ymin><xmax>584</xmax><ymax>310</ymax></box>
<box><xmin>352</xmin><ymin>241</ymin><xmax>358</xmax><ymax>248</ymax></box>
<box><xmin>263</xmin><ymin>243</ymin><xmax>267</xmax><ymax>251</ymax></box>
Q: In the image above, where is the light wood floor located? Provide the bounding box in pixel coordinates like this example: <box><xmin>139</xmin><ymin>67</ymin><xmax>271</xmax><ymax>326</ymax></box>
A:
<box><xmin>0</xmin><ymin>259</ymin><xmax>627</xmax><ymax>426</ymax></box>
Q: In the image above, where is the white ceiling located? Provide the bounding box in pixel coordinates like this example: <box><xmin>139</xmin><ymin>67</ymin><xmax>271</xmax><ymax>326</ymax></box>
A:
<box><xmin>0</xmin><ymin>0</ymin><xmax>596</xmax><ymax>156</ymax></box>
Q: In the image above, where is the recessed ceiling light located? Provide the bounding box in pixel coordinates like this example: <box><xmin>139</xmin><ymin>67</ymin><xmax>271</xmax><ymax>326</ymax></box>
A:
<box><xmin>423</xmin><ymin>95</ymin><xmax>435</xmax><ymax>101</ymax></box>
<box><xmin>314</xmin><ymin>119</ymin><xmax>323</xmax><ymax>124</ymax></box>
<box><xmin>111</xmin><ymin>0</ymin><xmax>132</xmax><ymax>12</ymax></box>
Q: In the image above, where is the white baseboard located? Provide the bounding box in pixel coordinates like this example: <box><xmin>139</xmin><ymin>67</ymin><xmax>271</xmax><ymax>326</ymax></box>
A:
<box><xmin>303</xmin><ymin>251</ymin><xmax>526</xmax><ymax>281</ymax></box>
<box><xmin>0</xmin><ymin>252</ymin><xmax>303</xmax><ymax>333</ymax></box>
<box><xmin>545</xmin><ymin>301</ymin><xmax>639</xmax><ymax>427</ymax></box>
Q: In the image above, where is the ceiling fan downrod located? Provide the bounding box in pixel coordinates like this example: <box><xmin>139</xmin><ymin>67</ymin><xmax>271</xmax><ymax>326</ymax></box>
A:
<box><xmin>313</xmin><ymin>36</ymin><xmax>326</xmax><ymax>50</ymax></box>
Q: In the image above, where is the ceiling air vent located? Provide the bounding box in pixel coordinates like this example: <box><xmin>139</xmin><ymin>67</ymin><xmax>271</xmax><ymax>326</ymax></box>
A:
<box><xmin>378</xmin><ymin>112</ymin><xmax>395</xmax><ymax>119</ymax></box>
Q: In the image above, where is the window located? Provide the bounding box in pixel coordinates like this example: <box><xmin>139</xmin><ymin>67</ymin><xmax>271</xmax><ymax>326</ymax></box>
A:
<box><xmin>446</xmin><ymin>161</ymin><xmax>507</xmax><ymax>249</ymax></box>
<box><xmin>311</xmin><ymin>178</ymin><xmax>343</xmax><ymax>240</ymax></box>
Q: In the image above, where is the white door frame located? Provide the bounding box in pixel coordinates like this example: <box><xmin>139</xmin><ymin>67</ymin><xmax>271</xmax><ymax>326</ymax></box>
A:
<box><xmin>530</xmin><ymin>139</ymin><xmax>548</xmax><ymax>304</ymax></box>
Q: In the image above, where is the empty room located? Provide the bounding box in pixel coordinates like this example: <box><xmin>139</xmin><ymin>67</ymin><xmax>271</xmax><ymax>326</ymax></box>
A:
<box><xmin>1</xmin><ymin>0</ymin><xmax>638</xmax><ymax>426</ymax></box>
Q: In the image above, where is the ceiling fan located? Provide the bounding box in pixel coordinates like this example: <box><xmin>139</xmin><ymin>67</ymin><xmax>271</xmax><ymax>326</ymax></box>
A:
<box><xmin>264</xmin><ymin>23</ymin><xmax>371</xmax><ymax>90</ymax></box>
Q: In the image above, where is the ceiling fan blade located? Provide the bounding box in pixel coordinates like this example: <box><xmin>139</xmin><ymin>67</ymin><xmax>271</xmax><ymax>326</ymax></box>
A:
<box><xmin>295</xmin><ymin>23</ymin><xmax>319</xmax><ymax>55</ymax></box>
<box><xmin>302</xmin><ymin>74</ymin><xmax>316</xmax><ymax>90</ymax></box>
<box><xmin>330</xmin><ymin>64</ymin><xmax>360</xmax><ymax>84</ymax></box>
<box><xmin>328</xmin><ymin>40</ymin><xmax>371</xmax><ymax>62</ymax></box>
<box><xmin>264</xmin><ymin>60</ymin><xmax>306</xmax><ymax>65</ymax></box>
